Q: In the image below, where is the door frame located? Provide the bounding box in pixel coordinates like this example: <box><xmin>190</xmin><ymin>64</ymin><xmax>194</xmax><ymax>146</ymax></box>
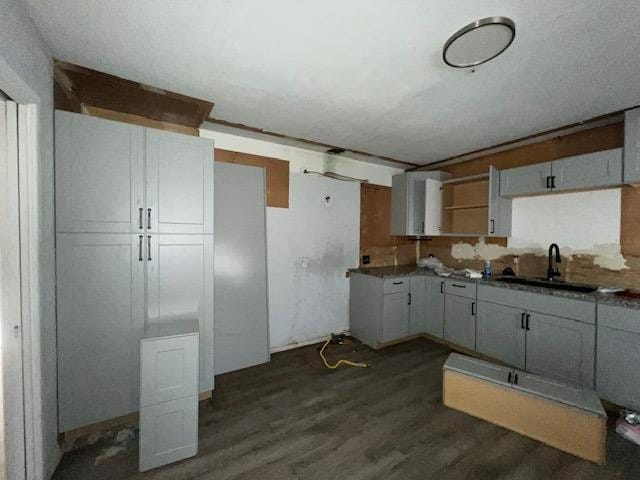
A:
<box><xmin>0</xmin><ymin>83</ymin><xmax>47</xmax><ymax>478</ymax></box>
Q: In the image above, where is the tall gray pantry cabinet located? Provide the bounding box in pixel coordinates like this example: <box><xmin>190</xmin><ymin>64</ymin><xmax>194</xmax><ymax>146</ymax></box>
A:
<box><xmin>55</xmin><ymin>111</ymin><xmax>214</xmax><ymax>431</ymax></box>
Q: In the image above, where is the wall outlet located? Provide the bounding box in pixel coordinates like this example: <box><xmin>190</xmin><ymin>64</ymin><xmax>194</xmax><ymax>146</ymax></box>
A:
<box><xmin>362</xmin><ymin>255</ymin><xmax>371</xmax><ymax>265</ymax></box>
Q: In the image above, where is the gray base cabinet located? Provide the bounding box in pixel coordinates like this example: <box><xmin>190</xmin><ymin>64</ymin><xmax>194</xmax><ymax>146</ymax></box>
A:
<box><xmin>476</xmin><ymin>302</ymin><xmax>525</xmax><ymax>369</ymax></box>
<box><xmin>596</xmin><ymin>304</ymin><xmax>640</xmax><ymax>411</ymax></box>
<box><xmin>350</xmin><ymin>274</ymin><xmax>411</xmax><ymax>347</ymax></box>
<box><xmin>525</xmin><ymin>312</ymin><xmax>595</xmax><ymax>388</ymax></box>
<box><xmin>444</xmin><ymin>295</ymin><xmax>476</xmax><ymax>350</ymax></box>
<box><xmin>425</xmin><ymin>277</ymin><xmax>445</xmax><ymax>338</ymax></box>
<box><xmin>409</xmin><ymin>276</ymin><xmax>426</xmax><ymax>335</ymax></box>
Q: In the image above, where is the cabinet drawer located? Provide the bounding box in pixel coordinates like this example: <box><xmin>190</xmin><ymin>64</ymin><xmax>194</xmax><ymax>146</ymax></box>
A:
<box><xmin>597</xmin><ymin>304</ymin><xmax>640</xmax><ymax>334</ymax></box>
<box><xmin>444</xmin><ymin>280</ymin><xmax>477</xmax><ymax>299</ymax></box>
<box><xmin>383</xmin><ymin>277</ymin><xmax>410</xmax><ymax>294</ymax></box>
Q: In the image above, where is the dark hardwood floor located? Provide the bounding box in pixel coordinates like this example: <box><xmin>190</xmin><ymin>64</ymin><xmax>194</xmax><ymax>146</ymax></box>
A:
<box><xmin>53</xmin><ymin>338</ymin><xmax>639</xmax><ymax>479</ymax></box>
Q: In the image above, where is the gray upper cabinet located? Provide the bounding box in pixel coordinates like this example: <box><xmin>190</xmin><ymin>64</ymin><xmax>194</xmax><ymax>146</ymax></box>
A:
<box><xmin>409</xmin><ymin>276</ymin><xmax>426</xmax><ymax>335</ymax></box>
<box><xmin>390</xmin><ymin>171</ymin><xmax>449</xmax><ymax>236</ymax></box>
<box><xmin>146</xmin><ymin>129</ymin><xmax>214</xmax><ymax>234</ymax></box>
<box><xmin>57</xmin><ymin>233</ymin><xmax>145</xmax><ymax>431</ymax></box>
<box><xmin>499</xmin><ymin>162</ymin><xmax>551</xmax><ymax>197</ymax></box>
<box><xmin>525</xmin><ymin>312</ymin><xmax>595</xmax><ymax>388</ymax></box>
<box><xmin>596</xmin><ymin>304</ymin><xmax>640</xmax><ymax>411</ymax></box>
<box><xmin>55</xmin><ymin>111</ymin><xmax>144</xmax><ymax>233</ymax></box>
<box><xmin>476</xmin><ymin>301</ymin><xmax>525</xmax><ymax>369</ymax></box>
<box><xmin>624</xmin><ymin>107</ymin><xmax>640</xmax><ymax>184</ymax></box>
<box><xmin>488</xmin><ymin>166</ymin><xmax>512</xmax><ymax>236</ymax></box>
<box><xmin>552</xmin><ymin>148</ymin><xmax>622</xmax><ymax>192</ymax></box>
<box><xmin>424</xmin><ymin>276</ymin><xmax>445</xmax><ymax>338</ymax></box>
<box><xmin>444</xmin><ymin>295</ymin><xmax>476</xmax><ymax>350</ymax></box>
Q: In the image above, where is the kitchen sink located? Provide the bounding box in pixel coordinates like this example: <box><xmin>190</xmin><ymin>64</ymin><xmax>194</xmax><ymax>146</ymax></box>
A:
<box><xmin>494</xmin><ymin>276</ymin><xmax>599</xmax><ymax>293</ymax></box>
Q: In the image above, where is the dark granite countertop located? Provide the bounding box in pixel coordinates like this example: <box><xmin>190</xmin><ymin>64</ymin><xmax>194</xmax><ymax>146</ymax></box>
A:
<box><xmin>348</xmin><ymin>266</ymin><xmax>640</xmax><ymax>309</ymax></box>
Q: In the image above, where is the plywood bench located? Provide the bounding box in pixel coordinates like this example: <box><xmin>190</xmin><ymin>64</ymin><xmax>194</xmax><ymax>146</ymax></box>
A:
<box><xmin>443</xmin><ymin>353</ymin><xmax>607</xmax><ymax>465</ymax></box>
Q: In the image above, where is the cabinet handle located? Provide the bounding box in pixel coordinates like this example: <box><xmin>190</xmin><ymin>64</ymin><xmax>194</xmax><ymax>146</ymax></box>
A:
<box><xmin>514</xmin><ymin>373</ymin><xmax>519</xmax><ymax>385</ymax></box>
<box><xmin>551</xmin><ymin>176</ymin><xmax>556</xmax><ymax>189</ymax></box>
<box><xmin>490</xmin><ymin>219</ymin><xmax>495</xmax><ymax>234</ymax></box>
<box><xmin>508</xmin><ymin>372</ymin><xmax>512</xmax><ymax>383</ymax></box>
<box><xmin>521</xmin><ymin>312</ymin><xmax>526</xmax><ymax>330</ymax></box>
<box><xmin>408</xmin><ymin>293</ymin><xmax>412</xmax><ymax>305</ymax></box>
<box><xmin>138</xmin><ymin>208</ymin><xmax>143</xmax><ymax>229</ymax></box>
<box><xmin>138</xmin><ymin>235</ymin><xmax>143</xmax><ymax>261</ymax></box>
<box><xmin>546</xmin><ymin>176</ymin><xmax>551</xmax><ymax>189</ymax></box>
<box><xmin>526</xmin><ymin>313</ymin><xmax>531</xmax><ymax>331</ymax></box>
<box><xmin>147</xmin><ymin>208</ymin><xmax>152</xmax><ymax>229</ymax></box>
<box><xmin>147</xmin><ymin>235</ymin><xmax>152</xmax><ymax>261</ymax></box>
<box><xmin>471</xmin><ymin>302</ymin><xmax>476</xmax><ymax>316</ymax></box>
<box><xmin>451</xmin><ymin>283</ymin><xmax>466</xmax><ymax>288</ymax></box>
<box><xmin>392</xmin><ymin>281</ymin><xmax>403</xmax><ymax>285</ymax></box>
<box><xmin>440</xmin><ymin>281</ymin><xmax>444</xmax><ymax>294</ymax></box>
<box><xmin>421</xmin><ymin>221</ymin><xmax>425</xmax><ymax>233</ymax></box>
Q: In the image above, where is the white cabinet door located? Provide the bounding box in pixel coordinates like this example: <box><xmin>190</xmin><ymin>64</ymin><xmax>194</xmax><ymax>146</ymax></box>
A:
<box><xmin>526</xmin><ymin>312</ymin><xmax>595</xmax><ymax>388</ymax></box>
<box><xmin>425</xmin><ymin>277</ymin><xmax>445</xmax><ymax>338</ymax></box>
<box><xmin>56</xmin><ymin>233</ymin><xmax>145</xmax><ymax>431</ymax></box>
<box><xmin>488</xmin><ymin>166</ymin><xmax>511</xmax><ymax>236</ymax></box>
<box><xmin>145</xmin><ymin>129</ymin><xmax>214</xmax><ymax>234</ymax></box>
<box><xmin>146</xmin><ymin>235</ymin><xmax>214</xmax><ymax>391</ymax></box>
<box><xmin>381</xmin><ymin>292</ymin><xmax>410</xmax><ymax>342</ymax></box>
<box><xmin>476</xmin><ymin>302</ymin><xmax>525</xmax><ymax>369</ymax></box>
<box><xmin>444</xmin><ymin>295</ymin><xmax>476</xmax><ymax>350</ymax></box>
<box><xmin>55</xmin><ymin>111</ymin><xmax>144</xmax><ymax>233</ymax></box>
<box><xmin>409</xmin><ymin>276</ymin><xmax>426</xmax><ymax>335</ymax></box>
<box><xmin>140</xmin><ymin>334</ymin><xmax>199</xmax><ymax>407</ymax></box>
<box><xmin>139</xmin><ymin>395</ymin><xmax>198</xmax><ymax>472</ymax></box>
<box><xmin>424</xmin><ymin>178</ymin><xmax>443</xmax><ymax>235</ymax></box>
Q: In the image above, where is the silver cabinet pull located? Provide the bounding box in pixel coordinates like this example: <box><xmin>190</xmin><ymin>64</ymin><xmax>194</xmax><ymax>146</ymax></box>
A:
<box><xmin>147</xmin><ymin>235</ymin><xmax>152</xmax><ymax>261</ymax></box>
<box><xmin>138</xmin><ymin>235</ymin><xmax>143</xmax><ymax>261</ymax></box>
<box><xmin>138</xmin><ymin>208</ymin><xmax>143</xmax><ymax>229</ymax></box>
<box><xmin>147</xmin><ymin>208</ymin><xmax>152</xmax><ymax>230</ymax></box>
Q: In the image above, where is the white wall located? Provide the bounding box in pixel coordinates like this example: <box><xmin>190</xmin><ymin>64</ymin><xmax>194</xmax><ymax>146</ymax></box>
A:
<box><xmin>0</xmin><ymin>0</ymin><xmax>58</xmax><ymax>477</ymax></box>
<box><xmin>200</xmin><ymin>128</ymin><xmax>403</xmax><ymax>350</ymax></box>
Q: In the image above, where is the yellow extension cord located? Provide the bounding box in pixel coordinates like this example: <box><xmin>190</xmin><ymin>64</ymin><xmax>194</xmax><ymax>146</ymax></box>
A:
<box><xmin>319</xmin><ymin>338</ymin><xmax>370</xmax><ymax>370</ymax></box>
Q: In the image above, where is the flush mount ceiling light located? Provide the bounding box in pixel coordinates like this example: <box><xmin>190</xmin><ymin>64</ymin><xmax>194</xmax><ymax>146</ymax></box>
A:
<box><xmin>443</xmin><ymin>16</ymin><xmax>516</xmax><ymax>68</ymax></box>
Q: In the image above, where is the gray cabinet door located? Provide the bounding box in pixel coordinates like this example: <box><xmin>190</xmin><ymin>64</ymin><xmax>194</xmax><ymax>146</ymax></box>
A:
<box><xmin>147</xmin><ymin>235</ymin><xmax>215</xmax><ymax>392</ymax></box>
<box><xmin>596</xmin><ymin>326</ymin><xmax>640</xmax><ymax>411</ymax></box>
<box><xmin>476</xmin><ymin>302</ymin><xmax>525</xmax><ymax>369</ymax></box>
<box><xmin>525</xmin><ymin>312</ymin><xmax>595</xmax><ymax>388</ymax></box>
<box><xmin>390</xmin><ymin>174</ymin><xmax>409</xmax><ymax>235</ymax></box>
<box><xmin>56</xmin><ymin>233</ymin><xmax>145</xmax><ymax>431</ymax></box>
<box><xmin>552</xmin><ymin>148</ymin><xmax>622</xmax><ymax>192</ymax></box>
<box><xmin>444</xmin><ymin>295</ymin><xmax>476</xmax><ymax>350</ymax></box>
<box><xmin>409</xmin><ymin>276</ymin><xmax>426</xmax><ymax>335</ymax></box>
<box><xmin>55</xmin><ymin>110</ymin><xmax>144</xmax><ymax>233</ymax></box>
<box><xmin>146</xmin><ymin>129</ymin><xmax>214</xmax><ymax>234</ymax></box>
<box><xmin>624</xmin><ymin>107</ymin><xmax>640</xmax><ymax>184</ymax></box>
<box><xmin>425</xmin><ymin>277</ymin><xmax>445</xmax><ymax>338</ymax></box>
<box><xmin>382</xmin><ymin>292</ymin><xmax>410</xmax><ymax>342</ymax></box>
<box><xmin>499</xmin><ymin>162</ymin><xmax>552</xmax><ymax>197</ymax></box>
<box><xmin>488</xmin><ymin>166</ymin><xmax>512</xmax><ymax>236</ymax></box>
<box><xmin>214</xmin><ymin>162</ymin><xmax>269</xmax><ymax>375</ymax></box>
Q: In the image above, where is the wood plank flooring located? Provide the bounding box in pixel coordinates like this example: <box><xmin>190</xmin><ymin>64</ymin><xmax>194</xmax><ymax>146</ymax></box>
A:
<box><xmin>53</xmin><ymin>338</ymin><xmax>640</xmax><ymax>479</ymax></box>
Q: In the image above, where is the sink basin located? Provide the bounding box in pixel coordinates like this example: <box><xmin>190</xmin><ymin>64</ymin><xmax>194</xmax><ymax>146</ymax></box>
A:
<box><xmin>494</xmin><ymin>277</ymin><xmax>598</xmax><ymax>293</ymax></box>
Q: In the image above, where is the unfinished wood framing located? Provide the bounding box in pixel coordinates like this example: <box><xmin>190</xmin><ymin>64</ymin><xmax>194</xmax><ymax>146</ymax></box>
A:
<box><xmin>443</xmin><ymin>371</ymin><xmax>607</xmax><ymax>465</ymax></box>
<box><xmin>215</xmin><ymin>148</ymin><xmax>289</xmax><ymax>208</ymax></box>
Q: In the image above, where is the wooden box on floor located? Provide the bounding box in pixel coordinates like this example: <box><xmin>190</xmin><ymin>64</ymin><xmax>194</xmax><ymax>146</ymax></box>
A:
<box><xmin>442</xmin><ymin>353</ymin><xmax>607</xmax><ymax>465</ymax></box>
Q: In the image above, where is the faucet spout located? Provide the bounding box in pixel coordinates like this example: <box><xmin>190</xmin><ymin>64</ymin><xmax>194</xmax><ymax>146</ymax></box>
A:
<box><xmin>547</xmin><ymin>243</ymin><xmax>561</xmax><ymax>281</ymax></box>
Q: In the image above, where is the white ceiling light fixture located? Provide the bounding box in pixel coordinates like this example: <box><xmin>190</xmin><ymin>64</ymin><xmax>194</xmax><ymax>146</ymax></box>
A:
<box><xmin>443</xmin><ymin>16</ymin><xmax>516</xmax><ymax>68</ymax></box>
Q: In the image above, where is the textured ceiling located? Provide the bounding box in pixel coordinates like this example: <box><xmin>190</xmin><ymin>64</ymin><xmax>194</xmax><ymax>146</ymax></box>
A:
<box><xmin>23</xmin><ymin>0</ymin><xmax>640</xmax><ymax>165</ymax></box>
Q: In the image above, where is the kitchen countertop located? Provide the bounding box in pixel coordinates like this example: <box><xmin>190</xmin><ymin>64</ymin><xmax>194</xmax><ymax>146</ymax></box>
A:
<box><xmin>348</xmin><ymin>266</ymin><xmax>640</xmax><ymax>309</ymax></box>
